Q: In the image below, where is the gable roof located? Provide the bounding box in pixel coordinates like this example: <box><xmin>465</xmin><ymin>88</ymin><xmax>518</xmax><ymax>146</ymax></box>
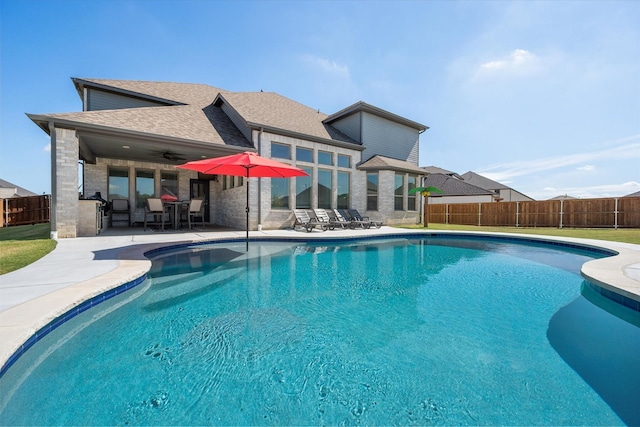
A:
<box><xmin>324</xmin><ymin>101</ymin><xmax>428</xmax><ymax>131</ymax></box>
<box><xmin>215</xmin><ymin>92</ymin><xmax>358</xmax><ymax>145</ymax></box>
<box><xmin>73</xmin><ymin>78</ymin><xmax>225</xmax><ymax>108</ymax></box>
<box><xmin>357</xmin><ymin>155</ymin><xmax>426</xmax><ymax>174</ymax></box>
<box><xmin>0</xmin><ymin>179</ymin><xmax>38</xmax><ymax>197</ymax></box>
<box><xmin>423</xmin><ymin>166</ymin><xmax>464</xmax><ymax>179</ymax></box>
<box><xmin>461</xmin><ymin>171</ymin><xmax>510</xmax><ymax>190</ymax></box>
<box><xmin>423</xmin><ymin>173</ymin><xmax>495</xmax><ymax>197</ymax></box>
<box><xmin>30</xmin><ymin>104</ymin><xmax>251</xmax><ymax>148</ymax></box>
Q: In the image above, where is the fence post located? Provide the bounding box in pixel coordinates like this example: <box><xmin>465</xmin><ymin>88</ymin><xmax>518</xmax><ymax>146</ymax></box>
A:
<box><xmin>516</xmin><ymin>201</ymin><xmax>519</xmax><ymax>228</ymax></box>
<box><xmin>478</xmin><ymin>203</ymin><xmax>482</xmax><ymax>226</ymax></box>
<box><xmin>614</xmin><ymin>197</ymin><xmax>619</xmax><ymax>229</ymax></box>
<box><xmin>446</xmin><ymin>203</ymin><xmax>449</xmax><ymax>224</ymax></box>
<box><xmin>4</xmin><ymin>198</ymin><xmax>8</xmax><ymax>227</ymax></box>
<box><xmin>559</xmin><ymin>199</ymin><xmax>564</xmax><ymax>229</ymax></box>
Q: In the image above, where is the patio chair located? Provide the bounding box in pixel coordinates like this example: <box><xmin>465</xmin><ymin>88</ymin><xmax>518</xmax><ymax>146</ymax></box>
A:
<box><xmin>327</xmin><ymin>209</ymin><xmax>350</xmax><ymax>229</ymax></box>
<box><xmin>144</xmin><ymin>198</ymin><xmax>168</xmax><ymax>231</ymax></box>
<box><xmin>293</xmin><ymin>209</ymin><xmax>328</xmax><ymax>232</ymax></box>
<box><xmin>110</xmin><ymin>198</ymin><xmax>131</xmax><ymax>227</ymax></box>
<box><xmin>337</xmin><ymin>209</ymin><xmax>370</xmax><ymax>229</ymax></box>
<box><xmin>312</xmin><ymin>209</ymin><xmax>335</xmax><ymax>230</ymax></box>
<box><xmin>349</xmin><ymin>209</ymin><xmax>383</xmax><ymax>228</ymax></box>
<box><xmin>180</xmin><ymin>199</ymin><xmax>205</xmax><ymax>230</ymax></box>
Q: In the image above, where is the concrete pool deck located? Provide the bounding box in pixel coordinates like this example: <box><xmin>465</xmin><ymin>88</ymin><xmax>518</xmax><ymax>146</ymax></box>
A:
<box><xmin>1</xmin><ymin>226</ymin><xmax>639</xmax><ymax>374</ymax></box>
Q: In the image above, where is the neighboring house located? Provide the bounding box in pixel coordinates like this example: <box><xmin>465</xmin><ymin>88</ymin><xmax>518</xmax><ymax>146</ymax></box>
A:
<box><xmin>28</xmin><ymin>78</ymin><xmax>429</xmax><ymax>237</ymax></box>
<box><xmin>460</xmin><ymin>171</ymin><xmax>534</xmax><ymax>202</ymax></box>
<box><xmin>422</xmin><ymin>173</ymin><xmax>496</xmax><ymax>204</ymax></box>
<box><xmin>549</xmin><ymin>194</ymin><xmax>578</xmax><ymax>200</ymax></box>
<box><xmin>0</xmin><ymin>179</ymin><xmax>38</xmax><ymax>198</ymax></box>
<box><xmin>623</xmin><ymin>190</ymin><xmax>640</xmax><ymax>198</ymax></box>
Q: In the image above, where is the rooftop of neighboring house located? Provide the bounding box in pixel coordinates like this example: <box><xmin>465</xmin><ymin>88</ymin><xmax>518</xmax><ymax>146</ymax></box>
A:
<box><xmin>422</xmin><ymin>173</ymin><xmax>495</xmax><ymax>197</ymax></box>
<box><xmin>0</xmin><ymin>179</ymin><xmax>38</xmax><ymax>198</ymax></box>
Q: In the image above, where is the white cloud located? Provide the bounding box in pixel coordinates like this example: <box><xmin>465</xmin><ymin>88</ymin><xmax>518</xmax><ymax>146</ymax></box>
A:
<box><xmin>43</xmin><ymin>144</ymin><xmax>51</xmax><ymax>152</ymax></box>
<box><xmin>530</xmin><ymin>181</ymin><xmax>640</xmax><ymax>200</ymax></box>
<box><xmin>478</xmin><ymin>136</ymin><xmax>640</xmax><ymax>182</ymax></box>
<box><xmin>576</xmin><ymin>165</ymin><xmax>595</xmax><ymax>171</ymax></box>
<box><xmin>480</xmin><ymin>49</ymin><xmax>535</xmax><ymax>71</ymax></box>
<box><xmin>301</xmin><ymin>54</ymin><xmax>350</xmax><ymax>78</ymax></box>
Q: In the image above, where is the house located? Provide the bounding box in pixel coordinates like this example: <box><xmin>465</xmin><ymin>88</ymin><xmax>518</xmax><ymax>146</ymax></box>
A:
<box><xmin>28</xmin><ymin>78</ymin><xmax>429</xmax><ymax>237</ymax></box>
<box><xmin>422</xmin><ymin>173</ymin><xmax>496</xmax><ymax>204</ymax></box>
<box><xmin>460</xmin><ymin>171</ymin><xmax>534</xmax><ymax>202</ymax></box>
<box><xmin>0</xmin><ymin>179</ymin><xmax>38</xmax><ymax>198</ymax></box>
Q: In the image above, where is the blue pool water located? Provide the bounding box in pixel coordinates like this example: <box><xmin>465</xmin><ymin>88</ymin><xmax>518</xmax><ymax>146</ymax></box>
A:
<box><xmin>1</xmin><ymin>236</ymin><xmax>639</xmax><ymax>425</ymax></box>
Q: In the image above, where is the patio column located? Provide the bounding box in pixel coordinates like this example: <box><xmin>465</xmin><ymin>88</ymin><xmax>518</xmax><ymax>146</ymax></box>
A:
<box><xmin>50</xmin><ymin>125</ymin><xmax>79</xmax><ymax>238</ymax></box>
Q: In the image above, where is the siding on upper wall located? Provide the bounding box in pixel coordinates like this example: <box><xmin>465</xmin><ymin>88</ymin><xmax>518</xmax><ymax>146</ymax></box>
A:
<box><xmin>329</xmin><ymin>112</ymin><xmax>361</xmax><ymax>143</ymax></box>
<box><xmin>221</xmin><ymin>102</ymin><xmax>252</xmax><ymax>141</ymax></box>
<box><xmin>361</xmin><ymin>112</ymin><xmax>419</xmax><ymax>163</ymax></box>
<box><xmin>86</xmin><ymin>89</ymin><xmax>166</xmax><ymax>111</ymax></box>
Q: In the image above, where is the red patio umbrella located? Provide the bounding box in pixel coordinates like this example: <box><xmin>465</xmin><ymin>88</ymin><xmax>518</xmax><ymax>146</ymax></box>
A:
<box><xmin>176</xmin><ymin>151</ymin><xmax>307</xmax><ymax>250</ymax></box>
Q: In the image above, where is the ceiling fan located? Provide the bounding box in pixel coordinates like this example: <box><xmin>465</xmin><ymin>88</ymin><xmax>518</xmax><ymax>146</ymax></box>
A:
<box><xmin>151</xmin><ymin>150</ymin><xmax>186</xmax><ymax>162</ymax></box>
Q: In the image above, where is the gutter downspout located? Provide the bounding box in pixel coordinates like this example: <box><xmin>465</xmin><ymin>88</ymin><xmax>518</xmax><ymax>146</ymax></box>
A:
<box><xmin>257</xmin><ymin>127</ymin><xmax>263</xmax><ymax>231</ymax></box>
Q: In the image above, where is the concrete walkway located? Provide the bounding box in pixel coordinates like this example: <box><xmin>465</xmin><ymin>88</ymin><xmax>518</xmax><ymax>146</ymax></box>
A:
<box><xmin>1</xmin><ymin>226</ymin><xmax>639</xmax><ymax>374</ymax></box>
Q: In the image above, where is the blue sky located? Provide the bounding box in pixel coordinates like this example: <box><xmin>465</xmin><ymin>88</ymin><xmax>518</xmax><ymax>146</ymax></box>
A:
<box><xmin>1</xmin><ymin>0</ymin><xmax>638</xmax><ymax>199</ymax></box>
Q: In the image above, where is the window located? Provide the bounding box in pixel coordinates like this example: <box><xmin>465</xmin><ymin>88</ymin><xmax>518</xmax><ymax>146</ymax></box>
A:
<box><xmin>161</xmin><ymin>171</ymin><xmax>178</xmax><ymax>199</ymax></box>
<box><xmin>408</xmin><ymin>175</ymin><xmax>417</xmax><ymax>211</ymax></box>
<box><xmin>136</xmin><ymin>170</ymin><xmax>155</xmax><ymax>208</ymax></box>
<box><xmin>337</xmin><ymin>154</ymin><xmax>351</xmax><ymax>168</ymax></box>
<box><xmin>296</xmin><ymin>167</ymin><xmax>312</xmax><ymax>208</ymax></box>
<box><xmin>317</xmin><ymin>169</ymin><xmax>332</xmax><ymax>209</ymax></box>
<box><xmin>296</xmin><ymin>147</ymin><xmax>313</xmax><ymax>163</ymax></box>
<box><xmin>271</xmin><ymin>143</ymin><xmax>291</xmax><ymax>160</ymax></box>
<box><xmin>337</xmin><ymin>171</ymin><xmax>350</xmax><ymax>209</ymax></box>
<box><xmin>108</xmin><ymin>168</ymin><xmax>129</xmax><ymax>201</ymax></box>
<box><xmin>395</xmin><ymin>173</ymin><xmax>404</xmax><ymax>211</ymax></box>
<box><xmin>318</xmin><ymin>151</ymin><xmax>333</xmax><ymax>166</ymax></box>
<box><xmin>271</xmin><ymin>177</ymin><xmax>289</xmax><ymax>209</ymax></box>
<box><xmin>367</xmin><ymin>172</ymin><xmax>378</xmax><ymax>211</ymax></box>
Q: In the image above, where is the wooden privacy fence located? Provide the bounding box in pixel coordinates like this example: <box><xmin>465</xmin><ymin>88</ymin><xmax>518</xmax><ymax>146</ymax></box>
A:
<box><xmin>427</xmin><ymin>197</ymin><xmax>640</xmax><ymax>228</ymax></box>
<box><xmin>0</xmin><ymin>195</ymin><xmax>51</xmax><ymax>227</ymax></box>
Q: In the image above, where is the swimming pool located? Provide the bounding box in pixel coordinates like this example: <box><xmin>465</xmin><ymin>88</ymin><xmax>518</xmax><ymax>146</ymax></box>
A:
<box><xmin>1</xmin><ymin>235</ymin><xmax>638</xmax><ymax>425</ymax></box>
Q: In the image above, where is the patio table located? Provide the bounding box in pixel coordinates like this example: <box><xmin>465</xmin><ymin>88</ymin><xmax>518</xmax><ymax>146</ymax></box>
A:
<box><xmin>163</xmin><ymin>201</ymin><xmax>189</xmax><ymax>230</ymax></box>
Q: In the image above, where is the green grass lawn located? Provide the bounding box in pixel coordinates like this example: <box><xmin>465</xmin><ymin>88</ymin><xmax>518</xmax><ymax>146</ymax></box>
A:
<box><xmin>0</xmin><ymin>223</ymin><xmax>56</xmax><ymax>275</ymax></box>
<box><xmin>400</xmin><ymin>223</ymin><xmax>640</xmax><ymax>245</ymax></box>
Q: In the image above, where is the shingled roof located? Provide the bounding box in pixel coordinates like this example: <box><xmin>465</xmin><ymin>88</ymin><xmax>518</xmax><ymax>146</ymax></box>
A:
<box><xmin>73</xmin><ymin>78</ymin><xmax>226</xmax><ymax>107</ymax></box>
<box><xmin>358</xmin><ymin>155</ymin><xmax>426</xmax><ymax>174</ymax></box>
<box><xmin>31</xmin><ymin>78</ymin><xmax>358</xmax><ymax>150</ymax></box>
<box><xmin>423</xmin><ymin>173</ymin><xmax>494</xmax><ymax>197</ymax></box>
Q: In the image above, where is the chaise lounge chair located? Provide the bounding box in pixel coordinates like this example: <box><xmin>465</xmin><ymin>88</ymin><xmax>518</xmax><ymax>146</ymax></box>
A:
<box><xmin>326</xmin><ymin>209</ymin><xmax>351</xmax><ymax>229</ymax></box>
<box><xmin>337</xmin><ymin>209</ymin><xmax>370</xmax><ymax>229</ymax></box>
<box><xmin>294</xmin><ymin>209</ymin><xmax>329</xmax><ymax>232</ymax></box>
<box><xmin>313</xmin><ymin>209</ymin><xmax>337</xmax><ymax>230</ymax></box>
<box><xmin>349</xmin><ymin>209</ymin><xmax>383</xmax><ymax>229</ymax></box>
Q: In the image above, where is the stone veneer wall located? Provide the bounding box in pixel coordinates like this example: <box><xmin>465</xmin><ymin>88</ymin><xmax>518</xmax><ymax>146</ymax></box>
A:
<box><xmin>51</xmin><ymin>127</ymin><xmax>79</xmax><ymax>238</ymax></box>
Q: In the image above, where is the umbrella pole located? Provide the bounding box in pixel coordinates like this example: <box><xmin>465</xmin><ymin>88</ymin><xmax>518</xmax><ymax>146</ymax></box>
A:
<box><xmin>246</xmin><ymin>171</ymin><xmax>249</xmax><ymax>252</ymax></box>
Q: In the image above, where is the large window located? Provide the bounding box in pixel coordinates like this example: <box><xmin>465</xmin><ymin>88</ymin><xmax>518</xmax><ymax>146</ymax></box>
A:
<box><xmin>136</xmin><ymin>170</ymin><xmax>155</xmax><ymax>208</ymax></box>
<box><xmin>271</xmin><ymin>177</ymin><xmax>289</xmax><ymax>209</ymax></box>
<box><xmin>318</xmin><ymin>151</ymin><xmax>333</xmax><ymax>166</ymax></box>
<box><xmin>296</xmin><ymin>167</ymin><xmax>312</xmax><ymax>208</ymax></box>
<box><xmin>395</xmin><ymin>173</ymin><xmax>404</xmax><ymax>211</ymax></box>
<box><xmin>271</xmin><ymin>143</ymin><xmax>291</xmax><ymax>160</ymax></box>
<box><xmin>296</xmin><ymin>147</ymin><xmax>313</xmax><ymax>163</ymax></box>
<box><xmin>161</xmin><ymin>171</ymin><xmax>178</xmax><ymax>199</ymax></box>
<box><xmin>337</xmin><ymin>154</ymin><xmax>351</xmax><ymax>168</ymax></box>
<box><xmin>337</xmin><ymin>171</ymin><xmax>350</xmax><ymax>209</ymax></box>
<box><xmin>108</xmin><ymin>168</ymin><xmax>129</xmax><ymax>201</ymax></box>
<box><xmin>408</xmin><ymin>175</ymin><xmax>417</xmax><ymax>211</ymax></box>
<box><xmin>367</xmin><ymin>172</ymin><xmax>378</xmax><ymax>211</ymax></box>
<box><xmin>317</xmin><ymin>169</ymin><xmax>332</xmax><ymax>209</ymax></box>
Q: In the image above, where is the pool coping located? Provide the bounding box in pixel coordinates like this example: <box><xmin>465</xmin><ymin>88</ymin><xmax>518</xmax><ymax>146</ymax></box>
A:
<box><xmin>1</xmin><ymin>227</ymin><xmax>639</xmax><ymax>377</ymax></box>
